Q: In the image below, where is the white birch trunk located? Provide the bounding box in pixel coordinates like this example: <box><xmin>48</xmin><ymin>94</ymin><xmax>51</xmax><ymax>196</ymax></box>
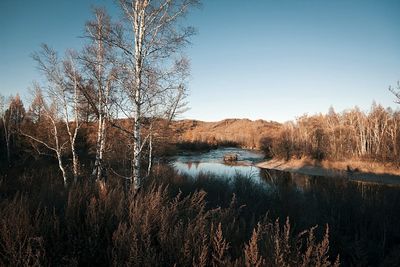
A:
<box><xmin>90</xmin><ymin>13</ymin><xmax>110</xmax><ymax>183</ymax></box>
<box><xmin>147</xmin><ymin>132</ymin><xmax>153</xmax><ymax>176</ymax></box>
<box><xmin>71</xmin><ymin>78</ymin><xmax>80</xmax><ymax>183</ymax></box>
<box><xmin>93</xmin><ymin>114</ymin><xmax>107</xmax><ymax>181</ymax></box>
<box><xmin>92</xmin><ymin>80</ymin><xmax>103</xmax><ymax>180</ymax></box>
<box><xmin>64</xmin><ymin>60</ymin><xmax>80</xmax><ymax>183</ymax></box>
<box><xmin>92</xmin><ymin>114</ymin><xmax>103</xmax><ymax>179</ymax></box>
<box><xmin>56</xmin><ymin>150</ymin><xmax>68</xmax><ymax>187</ymax></box>
<box><xmin>131</xmin><ymin>0</ymin><xmax>147</xmax><ymax>190</ymax></box>
<box><xmin>51</xmin><ymin>117</ymin><xmax>68</xmax><ymax>186</ymax></box>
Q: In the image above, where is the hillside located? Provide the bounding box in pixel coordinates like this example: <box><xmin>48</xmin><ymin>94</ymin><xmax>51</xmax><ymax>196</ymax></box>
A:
<box><xmin>171</xmin><ymin>118</ymin><xmax>281</xmax><ymax>149</ymax></box>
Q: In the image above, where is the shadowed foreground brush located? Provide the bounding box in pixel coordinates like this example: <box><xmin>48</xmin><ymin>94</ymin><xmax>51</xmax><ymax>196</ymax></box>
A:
<box><xmin>0</xmin><ymin>171</ymin><xmax>339</xmax><ymax>266</ymax></box>
<box><xmin>0</xmin><ymin>195</ymin><xmax>45</xmax><ymax>266</ymax></box>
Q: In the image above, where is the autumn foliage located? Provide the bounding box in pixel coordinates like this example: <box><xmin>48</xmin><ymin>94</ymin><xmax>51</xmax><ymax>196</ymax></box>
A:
<box><xmin>260</xmin><ymin>104</ymin><xmax>400</xmax><ymax>163</ymax></box>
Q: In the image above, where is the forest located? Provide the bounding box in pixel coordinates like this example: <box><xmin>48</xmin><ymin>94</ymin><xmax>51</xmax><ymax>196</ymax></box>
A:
<box><xmin>261</xmin><ymin>103</ymin><xmax>400</xmax><ymax>164</ymax></box>
<box><xmin>1</xmin><ymin>0</ymin><xmax>400</xmax><ymax>266</ymax></box>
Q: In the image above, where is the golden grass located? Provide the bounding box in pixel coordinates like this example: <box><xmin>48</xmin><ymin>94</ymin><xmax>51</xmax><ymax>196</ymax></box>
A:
<box><xmin>257</xmin><ymin>157</ymin><xmax>400</xmax><ymax>177</ymax></box>
<box><xmin>321</xmin><ymin>159</ymin><xmax>400</xmax><ymax>175</ymax></box>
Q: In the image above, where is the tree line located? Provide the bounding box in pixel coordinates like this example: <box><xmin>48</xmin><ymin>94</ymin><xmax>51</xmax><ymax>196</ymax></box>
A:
<box><xmin>261</xmin><ymin>102</ymin><xmax>400</xmax><ymax>164</ymax></box>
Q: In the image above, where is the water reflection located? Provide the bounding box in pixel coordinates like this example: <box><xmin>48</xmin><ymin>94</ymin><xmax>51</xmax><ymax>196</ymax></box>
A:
<box><xmin>173</xmin><ymin>147</ymin><xmax>400</xmax><ymax>190</ymax></box>
<box><xmin>262</xmin><ymin>169</ymin><xmax>314</xmax><ymax>191</ymax></box>
<box><xmin>172</xmin><ymin>147</ymin><xmax>265</xmax><ymax>181</ymax></box>
<box><xmin>174</xmin><ymin>161</ymin><xmax>262</xmax><ymax>180</ymax></box>
<box><xmin>261</xmin><ymin>168</ymin><xmax>400</xmax><ymax>192</ymax></box>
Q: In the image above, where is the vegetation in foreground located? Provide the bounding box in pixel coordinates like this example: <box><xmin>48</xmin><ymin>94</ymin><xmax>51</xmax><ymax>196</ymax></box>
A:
<box><xmin>0</xmin><ymin>166</ymin><xmax>340</xmax><ymax>267</ymax></box>
<box><xmin>2</xmin><ymin>162</ymin><xmax>400</xmax><ymax>266</ymax></box>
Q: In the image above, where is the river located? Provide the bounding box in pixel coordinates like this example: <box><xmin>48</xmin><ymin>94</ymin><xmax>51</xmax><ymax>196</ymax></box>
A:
<box><xmin>173</xmin><ymin>147</ymin><xmax>400</xmax><ymax>188</ymax></box>
<box><xmin>172</xmin><ymin>147</ymin><xmax>265</xmax><ymax>181</ymax></box>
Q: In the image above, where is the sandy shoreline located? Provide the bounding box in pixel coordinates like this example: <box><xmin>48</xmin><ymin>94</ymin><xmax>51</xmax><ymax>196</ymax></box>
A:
<box><xmin>256</xmin><ymin>158</ymin><xmax>400</xmax><ymax>185</ymax></box>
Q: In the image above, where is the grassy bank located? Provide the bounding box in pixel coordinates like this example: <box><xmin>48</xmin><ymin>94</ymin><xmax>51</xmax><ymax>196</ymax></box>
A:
<box><xmin>257</xmin><ymin>158</ymin><xmax>400</xmax><ymax>185</ymax></box>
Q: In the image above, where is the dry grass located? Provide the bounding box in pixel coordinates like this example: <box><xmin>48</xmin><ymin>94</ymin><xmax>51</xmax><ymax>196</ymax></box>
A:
<box><xmin>0</xmin><ymin>169</ymin><xmax>339</xmax><ymax>266</ymax></box>
<box><xmin>258</xmin><ymin>157</ymin><xmax>400</xmax><ymax>180</ymax></box>
<box><xmin>321</xmin><ymin>159</ymin><xmax>400</xmax><ymax>175</ymax></box>
<box><xmin>4</xmin><ymin>161</ymin><xmax>400</xmax><ymax>265</ymax></box>
<box><xmin>172</xmin><ymin>119</ymin><xmax>281</xmax><ymax>149</ymax></box>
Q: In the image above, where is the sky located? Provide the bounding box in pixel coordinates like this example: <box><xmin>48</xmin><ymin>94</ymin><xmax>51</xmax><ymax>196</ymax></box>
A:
<box><xmin>1</xmin><ymin>0</ymin><xmax>400</xmax><ymax>122</ymax></box>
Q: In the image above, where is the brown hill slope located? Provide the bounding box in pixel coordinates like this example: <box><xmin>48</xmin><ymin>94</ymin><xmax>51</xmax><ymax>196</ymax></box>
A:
<box><xmin>171</xmin><ymin>118</ymin><xmax>281</xmax><ymax>149</ymax></box>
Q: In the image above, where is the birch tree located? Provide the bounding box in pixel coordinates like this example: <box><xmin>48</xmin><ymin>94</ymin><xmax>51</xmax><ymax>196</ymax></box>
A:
<box><xmin>80</xmin><ymin>8</ymin><xmax>118</xmax><ymax>182</ymax></box>
<box><xmin>107</xmin><ymin>0</ymin><xmax>199</xmax><ymax>189</ymax></box>
<box><xmin>23</xmin><ymin>45</ymin><xmax>82</xmax><ymax>185</ymax></box>
<box><xmin>22</xmin><ymin>86</ymin><xmax>69</xmax><ymax>185</ymax></box>
<box><xmin>63</xmin><ymin>55</ymin><xmax>82</xmax><ymax>182</ymax></box>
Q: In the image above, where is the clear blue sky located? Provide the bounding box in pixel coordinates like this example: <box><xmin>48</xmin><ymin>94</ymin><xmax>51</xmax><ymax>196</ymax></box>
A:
<box><xmin>1</xmin><ymin>0</ymin><xmax>400</xmax><ymax>122</ymax></box>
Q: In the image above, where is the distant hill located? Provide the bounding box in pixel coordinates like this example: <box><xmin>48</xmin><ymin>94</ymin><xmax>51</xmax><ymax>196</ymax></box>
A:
<box><xmin>171</xmin><ymin>118</ymin><xmax>281</xmax><ymax>149</ymax></box>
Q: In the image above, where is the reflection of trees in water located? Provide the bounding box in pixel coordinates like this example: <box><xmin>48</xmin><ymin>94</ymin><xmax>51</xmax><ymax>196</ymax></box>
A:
<box><xmin>260</xmin><ymin>169</ymin><xmax>400</xmax><ymax>266</ymax></box>
<box><xmin>261</xmin><ymin>169</ymin><xmax>314</xmax><ymax>191</ymax></box>
<box><xmin>185</xmin><ymin>161</ymin><xmax>201</xmax><ymax>170</ymax></box>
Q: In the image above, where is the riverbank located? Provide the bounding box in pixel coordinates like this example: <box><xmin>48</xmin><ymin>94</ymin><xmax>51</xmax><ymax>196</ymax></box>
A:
<box><xmin>256</xmin><ymin>158</ymin><xmax>400</xmax><ymax>185</ymax></box>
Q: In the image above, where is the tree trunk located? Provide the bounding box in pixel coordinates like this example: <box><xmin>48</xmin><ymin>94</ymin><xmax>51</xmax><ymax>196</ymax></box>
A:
<box><xmin>93</xmin><ymin>113</ymin><xmax>103</xmax><ymax>180</ymax></box>
<box><xmin>131</xmin><ymin>1</ymin><xmax>146</xmax><ymax>190</ymax></box>
<box><xmin>93</xmin><ymin>115</ymin><xmax>107</xmax><ymax>181</ymax></box>
<box><xmin>147</xmin><ymin>133</ymin><xmax>153</xmax><ymax>176</ymax></box>
<box><xmin>133</xmin><ymin>106</ymin><xmax>142</xmax><ymax>189</ymax></box>
<box><xmin>56</xmin><ymin>150</ymin><xmax>68</xmax><ymax>187</ymax></box>
<box><xmin>71</xmin><ymin>146</ymin><xmax>79</xmax><ymax>183</ymax></box>
<box><xmin>53</xmin><ymin>122</ymin><xmax>68</xmax><ymax>187</ymax></box>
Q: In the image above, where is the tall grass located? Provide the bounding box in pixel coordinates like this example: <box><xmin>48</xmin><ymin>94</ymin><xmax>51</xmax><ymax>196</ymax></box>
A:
<box><xmin>0</xmin><ymin>166</ymin><xmax>339</xmax><ymax>266</ymax></box>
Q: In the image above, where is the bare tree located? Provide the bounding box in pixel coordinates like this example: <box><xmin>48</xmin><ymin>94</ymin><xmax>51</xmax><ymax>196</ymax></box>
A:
<box><xmin>63</xmin><ymin>55</ymin><xmax>82</xmax><ymax>182</ymax></box>
<box><xmin>23</xmin><ymin>45</ymin><xmax>82</xmax><ymax>185</ymax></box>
<box><xmin>80</xmin><ymin>8</ymin><xmax>118</xmax><ymax>182</ymax></box>
<box><xmin>106</xmin><ymin>0</ymin><xmax>198</xmax><ymax>189</ymax></box>
<box><xmin>22</xmin><ymin>86</ymin><xmax>69</xmax><ymax>185</ymax></box>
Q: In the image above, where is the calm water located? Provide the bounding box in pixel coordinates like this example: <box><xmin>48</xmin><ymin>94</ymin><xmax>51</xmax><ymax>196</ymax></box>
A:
<box><xmin>172</xmin><ymin>147</ymin><xmax>265</xmax><ymax>181</ymax></box>
<box><xmin>173</xmin><ymin>147</ymin><xmax>400</xmax><ymax>187</ymax></box>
